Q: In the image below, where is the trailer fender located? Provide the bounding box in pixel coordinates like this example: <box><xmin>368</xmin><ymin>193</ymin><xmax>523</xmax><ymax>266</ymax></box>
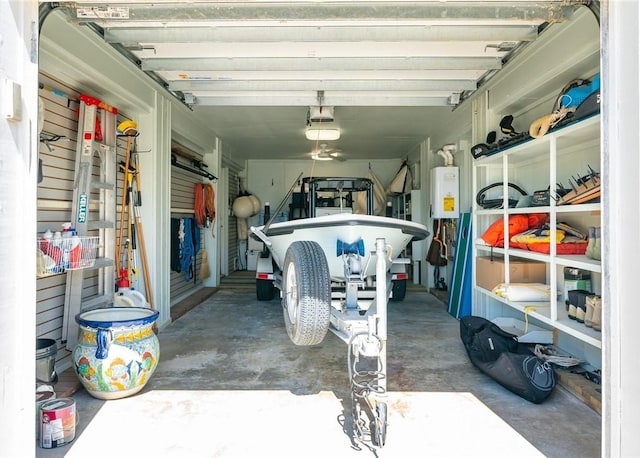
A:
<box><xmin>390</xmin><ymin>262</ymin><xmax>407</xmax><ymax>275</ymax></box>
<box><xmin>256</xmin><ymin>253</ymin><xmax>275</xmax><ymax>276</ymax></box>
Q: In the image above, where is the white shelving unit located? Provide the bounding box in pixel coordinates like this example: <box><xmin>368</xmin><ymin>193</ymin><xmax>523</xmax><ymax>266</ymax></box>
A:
<box><xmin>392</xmin><ymin>190</ymin><xmax>424</xmax><ymax>284</ymax></box>
<box><xmin>472</xmin><ymin>115</ymin><xmax>602</xmax><ymax>358</ymax></box>
<box><xmin>391</xmin><ymin>192</ymin><xmax>412</xmax><ymax>221</ymax></box>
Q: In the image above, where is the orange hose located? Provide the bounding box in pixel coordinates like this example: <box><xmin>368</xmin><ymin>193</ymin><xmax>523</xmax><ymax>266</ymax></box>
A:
<box><xmin>195</xmin><ymin>183</ymin><xmax>216</xmax><ymax>228</ymax></box>
<box><xmin>204</xmin><ymin>184</ymin><xmax>216</xmax><ymax>223</ymax></box>
<box><xmin>194</xmin><ymin>183</ymin><xmax>206</xmax><ymax>227</ymax></box>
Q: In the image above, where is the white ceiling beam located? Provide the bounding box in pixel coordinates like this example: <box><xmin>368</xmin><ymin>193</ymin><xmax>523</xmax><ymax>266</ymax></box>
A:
<box><xmin>142</xmin><ymin>56</ymin><xmax>502</xmax><ymax>72</ymax></box>
<box><xmin>71</xmin><ymin>2</ymin><xmax>578</xmax><ymax>24</ymax></box>
<box><xmin>159</xmin><ymin>69</ymin><xmax>486</xmax><ymax>80</ymax></box>
<box><xmin>104</xmin><ymin>25</ymin><xmax>538</xmax><ymax>44</ymax></box>
<box><xmin>168</xmin><ymin>79</ymin><xmax>476</xmax><ymax>92</ymax></box>
<box><xmin>131</xmin><ymin>41</ymin><xmax>509</xmax><ymax>57</ymax></box>
<box><xmin>190</xmin><ymin>91</ymin><xmax>453</xmax><ymax>106</ymax></box>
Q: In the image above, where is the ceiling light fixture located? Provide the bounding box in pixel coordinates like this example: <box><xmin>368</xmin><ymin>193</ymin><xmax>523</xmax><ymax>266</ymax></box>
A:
<box><xmin>305</xmin><ymin>128</ymin><xmax>340</xmax><ymax>141</ymax></box>
<box><xmin>311</xmin><ymin>153</ymin><xmax>333</xmax><ymax>161</ymax></box>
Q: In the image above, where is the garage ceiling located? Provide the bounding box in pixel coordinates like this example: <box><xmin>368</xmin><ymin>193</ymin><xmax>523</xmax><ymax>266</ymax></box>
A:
<box><xmin>58</xmin><ymin>1</ymin><xmax>588</xmax><ymax>162</ymax></box>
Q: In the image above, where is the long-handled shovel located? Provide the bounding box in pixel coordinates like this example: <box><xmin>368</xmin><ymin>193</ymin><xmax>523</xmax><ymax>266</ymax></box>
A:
<box><xmin>129</xmin><ymin>161</ymin><xmax>154</xmax><ymax>309</ymax></box>
<box><xmin>134</xmin><ymin>203</ymin><xmax>154</xmax><ymax>309</ymax></box>
<box><xmin>115</xmin><ymin>120</ymin><xmax>138</xmax><ymax>288</ymax></box>
<box><xmin>126</xmin><ymin>166</ymin><xmax>138</xmax><ymax>287</ymax></box>
<box><xmin>132</xmin><ymin>196</ymin><xmax>156</xmax><ymax>334</ymax></box>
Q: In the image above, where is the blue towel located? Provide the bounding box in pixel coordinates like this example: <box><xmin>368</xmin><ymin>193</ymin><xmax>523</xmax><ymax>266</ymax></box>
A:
<box><xmin>180</xmin><ymin>217</ymin><xmax>195</xmax><ymax>281</ymax></box>
<box><xmin>194</xmin><ymin>222</ymin><xmax>200</xmax><ymax>255</ymax></box>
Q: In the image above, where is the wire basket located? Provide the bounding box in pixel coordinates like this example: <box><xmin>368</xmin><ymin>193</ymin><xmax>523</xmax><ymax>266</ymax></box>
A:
<box><xmin>37</xmin><ymin>235</ymin><xmax>99</xmax><ymax>276</ymax></box>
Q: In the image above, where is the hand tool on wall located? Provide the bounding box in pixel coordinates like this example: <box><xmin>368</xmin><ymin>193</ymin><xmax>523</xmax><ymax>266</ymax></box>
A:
<box><xmin>114</xmin><ymin>125</ymin><xmax>154</xmax><ymax>317</ymax></box>
<box><xmin>132</xmin><ymin>173</ymin><xmax>154</xmax><ymax>308</ymax></box>
<box><xmin>128</xmin><ymin>169</ymin><xmax>138</xmax><ymax>286</ymax></box>
<box><xmin>132</xmin><ymin>136</ymin><xmax>142</xmax><ymax>206</ymax></box>
<box><xmin>120</xmin><ymin>159</ymin><xmax>139</xmax><ymax>286</ymax></box>
<box><xmin>125</xmin><ymin>137</ymin><xmax>154</xmax><ymax>307</ymax></box>
<box><xmin>116</xmin><ymin>239</ymin><xmax>130</xmax><ymax>289</ymax></box>
<box><xmin>116</xmin><ymin>134</ymin><xmax>132</xmax><ymax>272</ymax></box>
<box><xmin>115</xmin><ymin>119</ymin><xmax>138</xmax><ymax>286</ymax></box>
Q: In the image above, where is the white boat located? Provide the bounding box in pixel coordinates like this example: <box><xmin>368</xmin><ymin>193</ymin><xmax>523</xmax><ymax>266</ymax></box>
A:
<box><xmin>253</xmin><ymin>212</ymin><xmax>429</xmax><ymax>282</ymax></box>
<box><xmin>251</xmin><ymin>176</ymin><xmax>429</xmax><ymax>305</ymax></box>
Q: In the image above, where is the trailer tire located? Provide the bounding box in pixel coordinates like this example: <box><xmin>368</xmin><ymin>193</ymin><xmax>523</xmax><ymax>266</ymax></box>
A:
<box><xmin>282</xmin><ymin>241</ymin><xmax>331</xmax><ymax>346</ymax></box>
<box><xmin>256</xmin><ymin>279</ymin><xmax>275</xmax><ymax>301</ymax></box>
<box><xmin>390</xmin><ymin>279</ymin><xmax>407</xmax><ymax>302</ymax></box>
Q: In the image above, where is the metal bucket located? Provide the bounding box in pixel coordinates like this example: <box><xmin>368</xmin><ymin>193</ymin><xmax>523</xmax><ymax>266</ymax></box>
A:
<box><xmin>36</xmin><ymin>338</ymin><xmax>58</xmax><ymax>384</ymax></box>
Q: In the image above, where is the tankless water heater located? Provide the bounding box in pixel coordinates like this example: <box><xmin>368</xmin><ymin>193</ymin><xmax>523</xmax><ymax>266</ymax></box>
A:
<box><xmin>430</xmin><ymin>166</ymin><xmax>459</xmax><ymax>218</ymax></box>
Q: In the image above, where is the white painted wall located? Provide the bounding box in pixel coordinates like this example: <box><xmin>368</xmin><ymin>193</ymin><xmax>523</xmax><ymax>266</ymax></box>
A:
<box><xmin>219</xmin><ymin>167</ymin><xmax>230</xmax><ymax>276</ymax></box>
<box><xmin>39</xmin><ymin>10</ymin><xmax>219</xmax><ymax>328</ymax></box>
<box><xmin>602</xmin><ymin>1</ymin><xmax>640</xmax><ymax>455</ymax></box>
<box><xmin>201</xmin><ymin>137</ymin><xmax>222</xmax><ymax>287</ymax></box>
<box><xmin>420</xmin><ymin>118</ymin><xmax>473</xmax><ymax>291</ymax></box>
<box><xmin>0</xmin><ymin>0</ymin><xmax>39</xmax><ymax>454</ymax></box>
<box><xmin>136</xmin><ymin>95</ymin><xmax>172</xmax><ymax>328</ymax></box>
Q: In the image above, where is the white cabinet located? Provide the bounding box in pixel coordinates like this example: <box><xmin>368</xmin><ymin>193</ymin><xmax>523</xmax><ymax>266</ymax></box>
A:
<box><xmin>472</xmin><ymin>115</ymin><xmax>602</xmax><ymax>356</ymax></box>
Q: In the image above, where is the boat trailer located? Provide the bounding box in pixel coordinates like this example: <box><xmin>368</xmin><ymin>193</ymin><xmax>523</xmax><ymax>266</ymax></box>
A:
<box><xmin>251</xmin><ymin>225</ymin><xmax>396</xmax><ymax>448</ymax></box>
<box><xmin>250</xmin><ymin>176</ymin><xmax>429</xmax><ymax>448</ymax></box>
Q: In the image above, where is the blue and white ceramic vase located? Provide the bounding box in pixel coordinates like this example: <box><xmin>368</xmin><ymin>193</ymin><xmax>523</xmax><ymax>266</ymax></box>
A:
<box><xmin>73</xmin><ymin>307</ymin><xmax>160</xmax><ymax>400</ymax></box>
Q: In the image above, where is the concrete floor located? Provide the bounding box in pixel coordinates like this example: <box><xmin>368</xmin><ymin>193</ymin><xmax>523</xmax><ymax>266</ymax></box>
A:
<box><xmin>37</xmin><ymin>276</ymin><xmax>601</xmax><ymax>457</ymax></box>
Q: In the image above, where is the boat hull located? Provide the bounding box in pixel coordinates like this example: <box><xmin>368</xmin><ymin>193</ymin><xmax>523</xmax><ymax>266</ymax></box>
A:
<box><xmin>252</xmin><ymin>213</ymin><xmax>429</xmax><ymax>281</ymax></box>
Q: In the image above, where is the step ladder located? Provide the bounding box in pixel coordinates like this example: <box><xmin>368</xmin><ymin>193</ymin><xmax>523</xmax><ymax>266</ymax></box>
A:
<box><xmin>62</xmin><ymin>94</ymin><xmax>117</xmax><ymax>351</ymax></box>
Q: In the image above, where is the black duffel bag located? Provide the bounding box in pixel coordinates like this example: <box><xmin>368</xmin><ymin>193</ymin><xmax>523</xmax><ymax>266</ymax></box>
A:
<box><xmin>460</xmin><ymin>316</ymin><xmax>556</xmax><ymax>404</ymax></box>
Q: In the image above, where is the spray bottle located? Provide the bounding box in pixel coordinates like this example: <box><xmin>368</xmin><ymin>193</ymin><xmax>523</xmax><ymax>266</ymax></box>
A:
<box><xmin>69</xmin><ymin>232</ymin><xmax>82</xmax><ymax>269</ymax></box>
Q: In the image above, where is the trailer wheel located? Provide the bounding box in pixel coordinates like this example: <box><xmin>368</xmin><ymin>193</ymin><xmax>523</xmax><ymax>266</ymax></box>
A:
<box><xmin>256</xmin><ymin>279</ymin><xmax>275</xmax><ymax>301</ymax></box>
<box><xmin>282</xmin><ymin>241</ymin><xmax>330</xmax><ymax>346</ymax></box>
<box><xmin>390</xmin><ymin>279</ymin><xmax>407</xmax><ymax>302</ymax></box>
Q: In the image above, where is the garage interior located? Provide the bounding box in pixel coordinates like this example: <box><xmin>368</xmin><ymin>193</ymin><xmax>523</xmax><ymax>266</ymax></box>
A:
<box><xmin>2</xmin><ymin>0</ymin><xmax>638</xmax><ymax>456</ymax></box>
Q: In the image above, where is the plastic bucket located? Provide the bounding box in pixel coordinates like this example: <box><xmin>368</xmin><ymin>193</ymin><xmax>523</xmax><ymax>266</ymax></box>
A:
<box><xmin>36</xmin><ymin>338</ymin><xmax>58</xmax><ymax>384</ymax></box>
<box><xmin>114</xmin><ymin>288</ymin><xmax>148</xmax><ymax>308</ymax></box>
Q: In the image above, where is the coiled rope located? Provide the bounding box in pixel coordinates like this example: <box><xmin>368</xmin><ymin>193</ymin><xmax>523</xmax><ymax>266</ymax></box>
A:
<box><xmin>194</xmin><ymin>183</ymin><xmax>206</xmax><ymax>227</ymax></box>
<box><xmin>534</xmin><ymin>344</ymin><xmax>584</xmax><ymax>368</ymax></box>
<box><xmin>205</xmin><ymin>183</ymin><xmax>215</xmax><ymax>224</ymax></box>
<box><xmin>194</xmin><ymin>183</ymin><xmax>216</xmax><ymax>228</ymax></box>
